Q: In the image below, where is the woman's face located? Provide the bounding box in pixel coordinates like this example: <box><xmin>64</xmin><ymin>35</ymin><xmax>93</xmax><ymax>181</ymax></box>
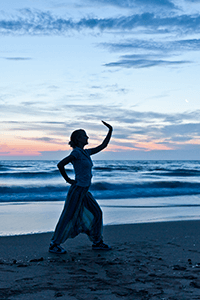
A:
<box><xmin>77</xmin><ymin>130</ymin><xmax>89</xmax><ymax>146</ymax></box>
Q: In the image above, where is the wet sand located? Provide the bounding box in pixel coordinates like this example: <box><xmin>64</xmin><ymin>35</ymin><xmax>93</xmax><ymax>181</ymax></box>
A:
<box><xmin>1</xmin><ymin>196</ymin><xmax>200</xmax><ymax>236</ymax></box>
<box><xmin>1</xmin><ymin>221</ymin><xmax>200</xmax><ymax>299</ymax></box>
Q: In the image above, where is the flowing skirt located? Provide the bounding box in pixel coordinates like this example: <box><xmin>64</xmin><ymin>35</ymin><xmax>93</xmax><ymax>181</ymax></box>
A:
<box><xmin>51</xmin><ymin>184</ymin><xmax>103</xmax><ymax>245</ymax></box>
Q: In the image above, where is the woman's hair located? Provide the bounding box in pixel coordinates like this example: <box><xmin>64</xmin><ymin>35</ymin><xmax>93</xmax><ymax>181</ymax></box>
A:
<box><xmin>69</xmin><ymin>129</ymin><xmax>85</xmax><ymax>148</ymax></box>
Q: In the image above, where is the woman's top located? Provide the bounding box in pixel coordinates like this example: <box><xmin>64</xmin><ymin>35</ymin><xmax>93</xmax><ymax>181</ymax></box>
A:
<box><xmin>70</xmin><ymin>147</ymin><xmax>93</xmax><ymax>187</ymax></box>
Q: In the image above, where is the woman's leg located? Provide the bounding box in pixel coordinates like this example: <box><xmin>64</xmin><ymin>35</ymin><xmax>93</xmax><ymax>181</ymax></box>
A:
<box><xmin>51</xmin><ymin>185</ymin><xmax>88</xmax><ymax>245</ymax></box>
<box><xmin>81</xmin><ymin>191</ymin><xmax>103</xmax><ymax>244</ymax></box>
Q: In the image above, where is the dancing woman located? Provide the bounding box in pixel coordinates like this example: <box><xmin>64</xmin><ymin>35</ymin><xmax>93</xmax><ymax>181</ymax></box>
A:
<box><xmin>49</xmin><ymin>120</ymin><xmax>113</xmax><ymax>254</ymax></box>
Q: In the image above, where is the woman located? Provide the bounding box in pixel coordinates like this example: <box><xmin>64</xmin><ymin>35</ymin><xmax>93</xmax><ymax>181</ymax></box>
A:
<box><xmin>49</xmin><ymin>120</ymin><xmax>113</xmax><ymax>254</ymax></box>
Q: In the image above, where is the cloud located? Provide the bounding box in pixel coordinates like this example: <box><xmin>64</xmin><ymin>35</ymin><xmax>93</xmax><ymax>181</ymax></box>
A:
<box><xmin>102</xmin><ymin>38</ymin><xmax>200</xmax><ymax>54</ymax></box>
<box><xmin>161</xmin><ymin>122</ymin><xmax>200</xmax><ymax>137</ymax></box>
<box><xmin>101</xmin><ymin>39</ymin><xmax>200</xmax><ymax>68</ymax></box>
<box><xmin>3</xmin><ymin>57</ymin><xmax>32</xmax><ymax>60</ymax></box>
<box><xmin>104</xmin><ymin>58</ymin><xmax>190</xmax><ymax>68</ymax></box>
<box><xmin>1</xmin><ymin>120</ymin><xmax>69</xmax><ymax>133</ymax></box>
<box><xmin>0</xmin><ymin>119</ymin><xmax>102</xmax><ymax>140</ymax></box>
<box><xmin>2</xmin><ymin>102</ymin><xmax>200</xmax><ymax>129</ymax></box>
<box><xmin>1</xmin><ymin>106</ymin><xmax>200</xmax><ymax>152</ymax></box>
<box><xmin>0</xmin><ymin>8</ymin><xmax>199</xmax><ymax>72</ymax></box>
<box><xmin>88</xmin><ymin>0</ymin><xmax>176</xmax><ymax>9</ymax></box>
<box><xmin>20</xmin><ymin>101</ymin><xmax>42</xmax><ymax>106</ymax></box>
<box><xmin>1</xmin><ymin>9</ymin><xmax>200</xmax><ymax>36</ymax></box>
<box><xmin>0</xmin><ymin>100</ymin><xmax>70</xmax><ymax>118</ymax></box>
<box><xmin>20</xmin><ymin>136</ymin><xmax>66</xmax><ymax>145</ymax></box>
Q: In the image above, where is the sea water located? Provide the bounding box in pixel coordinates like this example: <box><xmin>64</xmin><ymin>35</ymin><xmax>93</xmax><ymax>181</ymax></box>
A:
<box><xmin>0</xmin><ymin>160</ymin><xmax>200</xmax><ymax>235</ymax></box>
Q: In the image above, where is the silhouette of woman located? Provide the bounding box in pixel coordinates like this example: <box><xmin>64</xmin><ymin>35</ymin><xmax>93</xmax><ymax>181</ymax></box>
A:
<box><xmin>49</xmin><ymin>120</ymin><xmax>113</xmax><ymax>253</ymax></box>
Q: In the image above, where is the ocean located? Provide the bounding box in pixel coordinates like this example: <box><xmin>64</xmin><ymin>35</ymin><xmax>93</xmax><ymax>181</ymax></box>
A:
<box><xmin>1</xmin><ymin>160</ymin><xmax>200</xmax><ymax>236</ymax></box>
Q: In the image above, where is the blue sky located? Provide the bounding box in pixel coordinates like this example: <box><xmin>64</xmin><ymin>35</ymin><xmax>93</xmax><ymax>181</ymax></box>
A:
<box><xmin>0</xmin><ymin>0</ymin><xmax>200</xmax><ymax>160</ymax></box>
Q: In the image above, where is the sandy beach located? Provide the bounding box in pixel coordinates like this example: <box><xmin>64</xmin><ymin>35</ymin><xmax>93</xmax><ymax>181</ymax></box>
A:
<box><xmin>0</xmin><ymin>221</ymin><xmax>200</xmax><ymax>299</ymax></box>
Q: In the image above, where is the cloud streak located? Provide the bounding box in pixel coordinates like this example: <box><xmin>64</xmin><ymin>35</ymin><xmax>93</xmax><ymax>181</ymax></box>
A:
<box><xmin>3</xmin><ymin>57</ymin><xmax>32</xmax><ymax>60</ymax></box>
<box><xmin>104</xmin><ymin>58</ymin><xmax>190</xmax><ymax>68</ymax></box>
<box><xmin>1</xmin><ymin>9</ymin><xmax>200</xmax><ymax>35</ymax></box>
<box><xmin>90</xmin><ymin>0</ymin><xmax>176</xmax><ymax>9</ymax></box>
<box><xmin>101</xmin><ymin>38</ymin><xmax>199</xmax><ymax>68</ymax></box>
<box><xmin>20</xmin><ymin>136</ymin><xmax>66</xmax><ymax>145</ymax></box>
<box><xmin>102</xmin><ymin>39</ymin><xmax>200</xmax><ymax>53</ymax></box>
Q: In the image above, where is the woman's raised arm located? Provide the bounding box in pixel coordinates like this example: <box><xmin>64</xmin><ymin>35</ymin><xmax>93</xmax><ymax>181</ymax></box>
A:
<box><xmin>89</xmin><ymin>120</ymin><xmax>113</xmax><ymax>155</ymax></box>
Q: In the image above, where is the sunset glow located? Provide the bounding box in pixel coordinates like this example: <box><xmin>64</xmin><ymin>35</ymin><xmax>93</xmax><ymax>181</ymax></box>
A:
<box><xmin>1</xmin><ymin>1</ymin><xmax>200</xmax><ymax>160</ymax></box>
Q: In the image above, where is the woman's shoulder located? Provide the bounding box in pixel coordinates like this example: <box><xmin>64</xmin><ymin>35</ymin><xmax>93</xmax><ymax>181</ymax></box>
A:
<box><xmin>70</xmin><ymin>147</ymin><xmax>80</xmax><ymax>158</ymax></box>
<box><xmin>84</xmin><ymin>148</ymin><xmax>92</xmax><ymax>156</ymax></box>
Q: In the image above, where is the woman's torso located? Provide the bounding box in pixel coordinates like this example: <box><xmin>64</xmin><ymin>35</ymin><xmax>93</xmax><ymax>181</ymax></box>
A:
<box><xmin>70</xmin><ymin>147</ymin><xmax>93</xmax><ymax>187</ymax></box>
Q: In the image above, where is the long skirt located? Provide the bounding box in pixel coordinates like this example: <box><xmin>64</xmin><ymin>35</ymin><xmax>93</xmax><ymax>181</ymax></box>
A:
<box><xmin>51</xmin><ymin>184</ymin><xmax>103</xmax><ymax>245</ymax></box>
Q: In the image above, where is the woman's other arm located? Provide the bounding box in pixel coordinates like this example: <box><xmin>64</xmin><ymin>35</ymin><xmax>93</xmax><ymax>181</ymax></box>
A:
<box><xmin>57</xmin><ymin>154</ymin><xmax>76</xmax><ymax>184</ymax></box>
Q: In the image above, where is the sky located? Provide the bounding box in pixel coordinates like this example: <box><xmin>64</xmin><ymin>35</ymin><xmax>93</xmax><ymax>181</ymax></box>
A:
<box><xmin>0</xmin><ymin>0</ymin><xmax>200</xmax><ymax>160</ymax></box>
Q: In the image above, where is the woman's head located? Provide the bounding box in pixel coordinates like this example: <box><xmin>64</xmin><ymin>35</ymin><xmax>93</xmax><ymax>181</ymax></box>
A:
<box><xmin>69</xmin><ymin>129</ymin><xmax>89</xmax><ymax>148</ymax></box>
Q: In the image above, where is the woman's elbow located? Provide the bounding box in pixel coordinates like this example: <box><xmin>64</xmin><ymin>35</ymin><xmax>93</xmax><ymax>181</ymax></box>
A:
<box><xmin>57</xmin><ymin>162</ymin><xmax>62</xmax><ymax>169</ymax></box>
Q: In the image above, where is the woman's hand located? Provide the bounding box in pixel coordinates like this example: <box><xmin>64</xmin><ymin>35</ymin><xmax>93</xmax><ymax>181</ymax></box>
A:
<box><xmin>102</xmin><ymin>120</ymin><xmax>113</xmax><ymax>131</ymax></box>
<box><xmin>67</xmin><ymin>178</ymin><xmax>77</xmax><ymax>185</ymax></box>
